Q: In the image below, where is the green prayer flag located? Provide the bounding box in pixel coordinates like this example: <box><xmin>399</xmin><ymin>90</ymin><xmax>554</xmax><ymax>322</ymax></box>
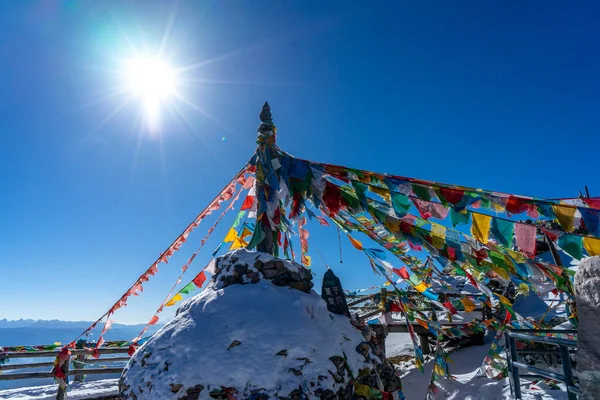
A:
<box><xmin>232</xmin><ymin>211</ymin><xmax>245</xmax><ymax>228</ymax></box>
<box><xmin>558</xmin><ymin>234</ymin><xmax>583</xmax><ymax>260</ymax></box>
<box><xmin>391</xmin><ymin>192</ymin><xmax>411</xmax><ymax>216</ymax></box>
<box><xmin>490</xmin><ymin>218</ymin><xmax>514</xmax><ymax>247</ymax></box>
<box><xmin>412</xmin><ymin>183</ymin><xmax>432</xmax><ymax>201</ymax></box>
<box><xmin>179</xmin><ymin>282</ymin><xmax>196</xmax><ymax>295</ymax></box>
<box><xmin>247</xmin><ymin>221</ymin><xmax>267</xmax><ymax>250</ymax></box>
<box><xmin>341</xmin><ymin>190</ymin><xmax>362</xmax><ymax>213</ymax></box>
<box><xmin>450</xmin><ymin>208</ymin><xmax>469</xmax><ymax>226</ymax></box>
<box><xmin>489</xmin><ymin>251</ymin><xmax>506</xmax><ymax>268</ymax></box>
<box><xmin>408</xmin><ymin>274</ymin><xmax>421</xmax><ymax>286</ymax></box>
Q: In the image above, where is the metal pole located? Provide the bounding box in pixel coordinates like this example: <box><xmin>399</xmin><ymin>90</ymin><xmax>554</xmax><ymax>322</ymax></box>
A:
<box><xmin>507</xmin><ymin>333</ymin><xmax>522</xmax><ymax>399</ymax></box>
<box><xmin>559</xmin><ymin>345</ymin><xmax>577</xmax><ymax>400</ymax></box>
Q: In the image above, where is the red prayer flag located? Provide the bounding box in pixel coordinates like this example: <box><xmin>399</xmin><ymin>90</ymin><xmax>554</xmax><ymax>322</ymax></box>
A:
<box><xmin>193</xmin><ymin>271</ymin><xmax>207</xmax><ymax>288</ymax></box>
<box><xmin>439</xmin><ymin>187</ymin><xmax>464</xmax><ymax>205</ymax></box>
<box><xmin>393</xmin><ymin>267</ymin><xmax>410</xmax><ymax>280</ymax></box>
<box><xmin>505</xmin><ymin>196</ymin><xmax>529</xmax><ymax>215</ymax></box>
<box><xmin>240</xmin><ymin>195</ymin><xmax>255</xmax><ymax>211</ymax></box>
<box><xmin>515</xmin><ymin>223</ymin><xmax>537</xmax><ymax>259</ymax></box>
<box><xmin>442</xmin><ymin>301</ymin><xmax>458</xmax><ymax>315</ymax></box>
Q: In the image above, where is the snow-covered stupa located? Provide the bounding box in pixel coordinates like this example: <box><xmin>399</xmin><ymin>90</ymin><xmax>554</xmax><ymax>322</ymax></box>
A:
<box><xmin>118</xmin><ymin>249</ymin><xmax>401</xmax><ymax>399</ymax></box>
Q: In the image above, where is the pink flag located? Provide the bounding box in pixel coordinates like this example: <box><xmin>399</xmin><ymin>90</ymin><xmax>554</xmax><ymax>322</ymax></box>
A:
<box><xmin>515</xmin><ymin>223</ymin><xmax>537</xmax><ymax>259</ymax></box>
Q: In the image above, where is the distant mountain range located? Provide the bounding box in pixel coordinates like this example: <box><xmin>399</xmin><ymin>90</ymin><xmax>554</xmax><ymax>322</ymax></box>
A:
<box><xmin>0</xmin><ymin>319</ymin><xmax>162</xmax><ymax>347</ymax></box>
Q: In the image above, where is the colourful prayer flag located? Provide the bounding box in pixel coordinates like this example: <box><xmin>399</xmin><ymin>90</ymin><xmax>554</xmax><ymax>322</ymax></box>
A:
<box><xmin>431</xmin><ymin>224</ymin><xmax>446</xmax><ymax>249</ymax></box>
<box><xmin>393</xmin><ymin>267</ymin><xmax>410</xmax><ymax>280</ymax></box>
<box><xmin>165</xmin><ymin>294</ymin><xmax>183</xmax><ymax>307</ymax></box>
<box><xmin>461</xmin><ymin>297</ymin><xmax>476</xmax><ymax>312</ymax></box>
<box><xmin>450</xmin><ymin>208</ymin><xmax>469</xmax><ymax>226</ymax></box>
<box><xmin>471</xmin><ymin>213</ymin><xmax>491</xmax><ymax>244</ymax></box>
<box><xmin>491</xmin><ymin>218</ymin><xmax>514</xmax><ymax>247</ymax></box>
<box><xmin>193</xmin><ymin>271</ymin><xmax>207</xmax><ymax>288</ymax></box>
<box><xmin>347</xmin><ymin>234</ymin><xmax>363</xmax><ymax>250</ymax></box>
<box><xmin>223</xmin><ymin>228</ymin><xmax>237</xmax><ymax>243</ymax></box>
<box><xmin>514</xmin><ymin>223</ymin><xmax>537</xmax><ymax>259</ymax></box>
<box><xmin>552</xmin><ymin>205</ymin><xmax>577</xmax><ymax>232</ymax></box>
<box><xmin>584</xmin><ymin>237</ymin><xmax>600</xmax><ymax>256</ymax></box>
<box><xmin>558</xmin><ymin>235</ymin><xmax>583</xmax><ymax>260</ymax></box>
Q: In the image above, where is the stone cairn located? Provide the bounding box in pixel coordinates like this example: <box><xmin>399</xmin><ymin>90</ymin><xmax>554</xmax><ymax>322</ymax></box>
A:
<box><xmin>120</xmin><ymin>250</ymin><xmax>402</xmax><ymax>400</ymax></box>
<box><xmin>210</xmin><ymin>251</ymin><xmax>315</xmax><ymax>293</ymax></box>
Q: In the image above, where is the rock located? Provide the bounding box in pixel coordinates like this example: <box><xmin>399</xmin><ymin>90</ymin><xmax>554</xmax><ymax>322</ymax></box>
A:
<box><xmin>261</xmin><ymin>265</ymin><xmax>280</xmax><ymax>279</ymax></box>
<box><xmin>289</xmin><ymin>281</ymin><xmax>310</xmax><ymax>293</ymax></box>
<box><xmin>119</xmin><ymin>250</ymin><xmax>399</xmax><ymax>400</ymax></box>
<box><xmin>575</xmin><ymin>256</ymin><xmax>600</xmax><ymax>399</ymax></box>
<box><xmin>233</xmin><ymin>264</ymin><xmax>248</xmax><ymax>277</ymax></box>
<box><xmin>170</xmin><ymin>383</ymin><xmax>183</xmax><ymax>393</ymax></box>
<box><xmin>245</xmin><ymin>271</ymin><xmax>260</xmax><ymax>284</ymax></box>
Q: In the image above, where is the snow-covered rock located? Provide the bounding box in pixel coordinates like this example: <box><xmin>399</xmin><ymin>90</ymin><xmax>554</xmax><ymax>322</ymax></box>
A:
<box><xmin>575</xmin><ymin>256</ymin><xmax>600</xmax><ymax>400</ymax></box>
<box><xmin>119</xmin><ymin>250</ymin><xmax>400</xmax><ymax>399</ymax></box>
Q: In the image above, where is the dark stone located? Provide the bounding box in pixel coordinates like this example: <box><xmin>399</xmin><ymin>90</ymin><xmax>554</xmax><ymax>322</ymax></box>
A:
<box><xmin>245</xmin><ymin>271</ymin><xmax>260</xmax><ymax>284</ymax></box>
<box><xmin>222</xmin><ymin>275</ymin><xmax>238</xmax><ymax>287</ymax></box>
<box><xmin>288</xmin><ymin>271</ymin><xmax>303</xmax><ymax>282</ymax></box>
<box><xmin>272</xmin><ymin>273</ymin><xmax>291</xmax><ymax>286</ymax></box>
<box><xmin>355</xmin><ymin>342</ymin><xmax>371</xmax><ymax>359</ymax></box>
<box><xmin>288</xmin><ymin>388</ymin><xmax>304</xmax><ymax>400</ymax></box>
<box><xmin>170</xmin><ymin>383</ymin><xmax>183</xmax><ymax>393</ymax></box>
<box><xmin>319</xmin><ymin>389</ymin><xmax>337</xmax><ymax>400</ymax></box>
<box><xmin>180</xmin><ymin>385</ymin><xmax>204</xmax><ymax>400</ymax></box>
<box><xmin>301</xmin><ymin>268</ymin><xmax>313</xmax><ymax>281</ymax></box>
<box><xmin>261</xmin><ymin>266</ymin><xmax>280</xmax><ymax>279</ymax></box>
<box><xmin>233</xmin><ymin>264</ymin><xmax>247</xmax><ymax>277</ymax></box>
<box><xmin>289</xmin><ymin>281</ymin><xmax>310</xmax><ymax>293</ymax></box>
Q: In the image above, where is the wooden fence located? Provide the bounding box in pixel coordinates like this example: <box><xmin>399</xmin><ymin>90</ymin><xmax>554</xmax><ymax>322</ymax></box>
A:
<box><xmin>0</xmin><ymin>347</ymin><xmax>130</xmax><ymax>382</ymax></box>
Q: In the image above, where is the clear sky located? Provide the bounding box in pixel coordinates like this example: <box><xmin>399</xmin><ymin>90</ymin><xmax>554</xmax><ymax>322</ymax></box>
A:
<box><xmin>1</xmin><ymin>1</ymin><xmax>599</xmax><ymax>324</ymax></box>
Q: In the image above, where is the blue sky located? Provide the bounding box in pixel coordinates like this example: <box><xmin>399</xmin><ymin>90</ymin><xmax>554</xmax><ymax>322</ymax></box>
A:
<box><xmin>1</xmin><ymin>1</ymin><xmax>599</xmax><ymax>324</ymax></box>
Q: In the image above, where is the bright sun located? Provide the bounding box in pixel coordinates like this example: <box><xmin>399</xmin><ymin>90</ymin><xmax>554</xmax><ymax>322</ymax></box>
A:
<box><xmin>123</xmin><ymin>56</ymin><xmax>178</xmax><ymax>130</ymax></box>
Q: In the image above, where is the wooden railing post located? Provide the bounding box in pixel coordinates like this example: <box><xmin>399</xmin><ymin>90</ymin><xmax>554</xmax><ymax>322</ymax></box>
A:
<box><xmin>73</xmin><ymin>354</ymin><xmax>86</xmax><ymax>382</ymax></box>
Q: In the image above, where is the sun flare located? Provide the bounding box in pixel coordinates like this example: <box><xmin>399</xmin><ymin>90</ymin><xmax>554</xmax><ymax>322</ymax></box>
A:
<box><xmin>123</xmin><ymin>56</ymin><xmax>178</xmax><ymax>131</ymax></box>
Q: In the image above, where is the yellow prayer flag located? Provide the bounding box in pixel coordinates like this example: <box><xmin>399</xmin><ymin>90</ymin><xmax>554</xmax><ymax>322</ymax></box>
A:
<box><xmin>223</xmin><ymin>228</ymin><xmax>237</xmax><ymax>243</ymax></box>
<box><xmin>347</xmin><ymin>234</ymin><xmax>363</xmax><ymax>251</ymax></box>
<box><xmin>461</xmin><ymin>297</ymin><xmax>476</xmax><ymax>312</ymax></box>
<box><xmin>414</xmin><ymin>282</ymin><xmax>428</xmax><ymax>293</ymax></box>
<box><xmin>240</xmin><ymin>227</ymin><xmax>252</xmax><ymax>239</ymax></box>
<box><xmin>431</xmin><ymin>223</ymin><xmax>446</xmax><ymax>249</ymax></box>
<box><xmin>415</xmin><ymin>358</ymin><xmax>423</xmax><ymax>370</ymax></box>
<box><xmin>583</xmin><ymin>237</ymin><xmax>600</xmax><ymax>256</ymax></box>
<box><xmin>497</xmin><ymin>294</ymin><xmax>512</xmax><ymax>307</ymax></box>
<box><xmin>492</xmin><ymin>201</ymin><xmax>505</xmax><ymax>213</ymax></box>
<box><xmin>353</xmin><ymin>383</ymin><xmax>371</xmax><ymax>397</ymax></box>
<box><xmin>416</xmin><ymin>318</ymin><xmax>429</xmax><ymax>329</ymax></box>
<box><xmin>471</xmin><ymin>213</ymin><xmax>491</xmax><ymax>244</ymax></box>
<box><xmin>507</xmin><ymin>249</ymin><xmax>527</xmax><ymax>264</ymax></box>
<box><xmin>434</xmin><ymin>364</ymin><xmax>445</xmax><ymax>376</ymax></box>
<box><xmin>230</xmin><ymin>237</ymin><xmax>248</xmax><ymax>250</ymax></box>
<box><xmin>165</xmin><ymin>294</ymin><xmax>183</xmax><ymax>307</ymax></box>
<box><xmin>492</xmin><ymin>266</ymin><xmax>510</xmax><ymax>280</ymax></box>
<box><xmin>371</xmin><ymin>186</ymin><xmax>391</xmax><ymax>202</ymax></box>
<box><xmin>301</xmin><ymin>255</ymin><xmax>312</xmax><ymax>267</ymax></box>
<box><xmin>552</xmin><ymin>205</ymin><xmax>577</xmax><ymax>232</ymax></box>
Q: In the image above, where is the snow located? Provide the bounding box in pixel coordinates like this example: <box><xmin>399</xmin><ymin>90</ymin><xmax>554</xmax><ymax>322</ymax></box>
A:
<box><xmin>0</xmin><ymin>379</ymin><xmax>118</xmax><ymax>399</ymax></box>
<box><xmin>384</xmin><ymin>332</ymin><xmax>569</xmax><ymax>400</ymax></box>
<box><xmin>385</xmin><ymin>333</ymin><xmax>414</xmax><ymax>358</ymax></box>
<box><xmin>121</xmin><ymin>249</ymin><xmax>378</xmax><ymax>399</ymax></box>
